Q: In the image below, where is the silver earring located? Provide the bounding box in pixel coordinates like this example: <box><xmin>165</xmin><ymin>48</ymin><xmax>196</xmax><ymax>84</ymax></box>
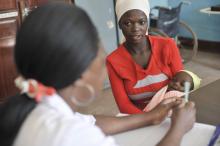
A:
<box><xmin>70</xmin><ymin>82</ymin><xmax>95</xmax><ymax>106</ymax></box>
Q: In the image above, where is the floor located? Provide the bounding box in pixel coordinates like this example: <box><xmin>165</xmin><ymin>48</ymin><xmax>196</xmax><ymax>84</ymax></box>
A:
<box><xmin>78</xmin><ymin>48</ymin><xmax>220</xmax><ymax>116</ymax></box>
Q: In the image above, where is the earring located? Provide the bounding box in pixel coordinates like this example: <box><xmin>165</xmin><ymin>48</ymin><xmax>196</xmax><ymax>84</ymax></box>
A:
<box><xmin>70</xmin><ymin>81</ymin><xmax>95</xmax><ymax>107</ymax></box>
<box><xmin>146</xmin><ymin>27</ymin><xmax>149</xmax><ymax>35</ymax></box>
<box><xmin>146</xmin><ymin>31</ymin><xmax>148</xmax><ymax>35</ymax></box>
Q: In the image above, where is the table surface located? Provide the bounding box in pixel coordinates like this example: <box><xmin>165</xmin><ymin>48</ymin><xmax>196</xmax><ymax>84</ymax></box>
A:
<box><xmin>190</xmin><ymin>79</ymin><xmax>220</xmax><ymax>125</ymax></box>
<box><xmin>113</xmin><ymin>118</ymin><xmax>215</xmax><ymax>146</ymax></box>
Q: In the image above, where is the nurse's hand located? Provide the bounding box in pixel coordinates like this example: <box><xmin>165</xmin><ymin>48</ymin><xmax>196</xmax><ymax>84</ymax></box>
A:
<box><xmin>149</xmin><ymin>97</ymin><xmax>182</xmax><ymax>125</ymax></box>
<box><xmin>171</xmin><ymin>101</ymin><xmax>196</xmax><ymax>135</ymax></box>
<box><xmin>156</xmin><ymin>101</ymin><xmax>196</xmax><ymax>146</ymax></box>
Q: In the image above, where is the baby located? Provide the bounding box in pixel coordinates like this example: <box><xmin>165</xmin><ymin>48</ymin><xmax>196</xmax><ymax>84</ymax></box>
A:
<box><xmin>143</xmin><ymin>70</ymin><xmax>201</xmax><ymax>112</ymax></box>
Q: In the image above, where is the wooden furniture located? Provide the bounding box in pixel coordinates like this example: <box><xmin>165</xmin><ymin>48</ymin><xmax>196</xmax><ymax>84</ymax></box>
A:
<box><xmin>211</xmin><ymin>4</ymin><xmax>220</xmax><ymax>11</ymax></box>
<box><xmin>18</xmin><ymin>0</ymin><xmax>73</xmax><ymax>21</ymax></box>
<box><xmin>0</xmin><ymin>0</ymin><xmax>20</xmax><ymax>101</ymax></box>
<box><xmin>0</xmin><ymin>0</ymin><xmax>17</xmax><ymax>11</ymax></box>
<box><xmin>190</xmin><ymin>79</ymin><xmax>220</xmax><ymax>126</ymax></box>
<box><xmin>0</xmin><ymin>0</ymin><xmax>73</xmax><ymax>102</ymax></box>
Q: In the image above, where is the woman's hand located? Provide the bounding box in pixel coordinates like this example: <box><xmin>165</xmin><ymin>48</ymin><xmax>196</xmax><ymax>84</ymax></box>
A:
<box><xmin>170</xmin><ymin>101</ymin><xmax>196</xmax><ymax>135</ymax></box>
<box><xmin>149</xmin><ymin>97</ymin><xmax>182</xmax><ymax>125</ymax></box>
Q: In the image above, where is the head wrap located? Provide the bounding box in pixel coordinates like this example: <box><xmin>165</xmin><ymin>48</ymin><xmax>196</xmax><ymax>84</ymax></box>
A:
<box><xmin>180</xmin><ymin>70</ymin><xmax>201</xmax><ymax>90</ymax></box>
<box><xmin>115</xmin><ymin>0</ymin><xmax>150</xmax><ymax>22</ymax></box>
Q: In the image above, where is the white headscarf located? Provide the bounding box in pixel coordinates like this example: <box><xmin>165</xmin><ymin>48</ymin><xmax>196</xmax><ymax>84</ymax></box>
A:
<box><xmin>115</xmin><ymin>0</ymin><xmax>150</xmax><ymax>22</ymax></box>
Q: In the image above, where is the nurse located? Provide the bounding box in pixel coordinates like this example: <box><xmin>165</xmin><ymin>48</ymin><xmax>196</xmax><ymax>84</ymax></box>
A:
<box><xmin>106</xmin><ymin>0</ymin><xmax>183</xmax><ymax>114</ymax></box>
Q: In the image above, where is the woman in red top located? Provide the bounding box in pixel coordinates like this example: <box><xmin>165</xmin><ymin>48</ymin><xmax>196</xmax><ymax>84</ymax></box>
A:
<box><xmin>106</xmin><ymin>0</ymin><xmax>183</xmax><ymax>114</ymax></box>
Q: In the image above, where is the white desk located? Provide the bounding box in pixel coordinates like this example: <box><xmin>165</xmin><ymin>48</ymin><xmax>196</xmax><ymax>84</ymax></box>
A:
<box><xmin>113</xmin><ymin>118</ymin><xmax>215</xmax><ymax>146</ymax></box>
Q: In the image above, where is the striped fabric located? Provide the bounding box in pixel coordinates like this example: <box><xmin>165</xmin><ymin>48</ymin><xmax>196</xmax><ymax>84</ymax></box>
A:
<box><xmin>106</xmin><ymin>36</ymin><xmax>183</xmax><ymax>114</ymax></box>
<box><xmin>134</xmin><ymin>73</ymin><xmax>168</xmax><ymax>88</ymax></box>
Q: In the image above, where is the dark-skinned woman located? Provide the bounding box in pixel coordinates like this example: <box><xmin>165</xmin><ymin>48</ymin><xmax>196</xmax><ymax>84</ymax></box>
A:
<box><xmin>106</xmin><ymin>0</ymin><xmax>183</xmax><ymax>114</ymax></box>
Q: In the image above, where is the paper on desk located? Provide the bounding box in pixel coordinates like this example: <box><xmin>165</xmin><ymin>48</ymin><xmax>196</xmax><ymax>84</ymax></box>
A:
<box><xmin>113</xmin><ymin>118</ymin><xmax>215</xmax><ymax>146</ymax></box>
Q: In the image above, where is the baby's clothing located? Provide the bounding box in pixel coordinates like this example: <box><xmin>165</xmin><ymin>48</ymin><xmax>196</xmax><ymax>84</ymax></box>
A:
<box><xmin>143</xmin><ymin>85</ymin><xmax>184</xmax><ymax>112</ymax></box>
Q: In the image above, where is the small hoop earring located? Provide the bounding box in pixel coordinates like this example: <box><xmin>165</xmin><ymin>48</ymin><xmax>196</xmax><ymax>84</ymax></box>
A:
<box><xmin>70</xmin><ymin>81</ymin><xmax>95</xmax><ymax>107</ymax></box>
<box><xmin>146</xmin><ymin>27</ymin><xmax>149</xmax><ymax>35</ymax></box>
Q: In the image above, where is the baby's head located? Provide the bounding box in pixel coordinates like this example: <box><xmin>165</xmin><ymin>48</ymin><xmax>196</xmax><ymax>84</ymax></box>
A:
<box><xmin>168</xmin><ymin>70</ymin><xmax>201</xmax><ymax>92</ymax></box>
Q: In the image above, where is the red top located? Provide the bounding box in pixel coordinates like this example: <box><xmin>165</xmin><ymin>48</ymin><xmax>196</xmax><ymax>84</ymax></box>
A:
<box><xmin>106</xmin><ymin>36</ymin><xmax>183</xmax><ymax>114</ymax></box>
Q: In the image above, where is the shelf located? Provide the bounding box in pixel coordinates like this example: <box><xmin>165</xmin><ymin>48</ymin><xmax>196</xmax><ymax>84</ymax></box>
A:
<box><xmin>200</xmin><ymin>7</ymin><xmax>220</xmax><ymax>15</ymax></box>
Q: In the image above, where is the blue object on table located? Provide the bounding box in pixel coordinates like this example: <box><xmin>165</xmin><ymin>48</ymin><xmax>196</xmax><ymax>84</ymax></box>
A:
<box><xmin>208</xmin><ymin>125</ymin><xmax>220</xmax><ymax>146</ymax></box>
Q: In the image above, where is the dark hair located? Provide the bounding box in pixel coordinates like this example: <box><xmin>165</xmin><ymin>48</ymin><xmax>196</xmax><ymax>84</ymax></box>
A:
<box><xmin>0</xmin><ymin>2</ymin><xmax>99</xmax><ymax>146</ymax></box>
<box><xmin>0</xmin><ymin>94</ymin><xmax>36</xmax><ymax>146</ymax></box>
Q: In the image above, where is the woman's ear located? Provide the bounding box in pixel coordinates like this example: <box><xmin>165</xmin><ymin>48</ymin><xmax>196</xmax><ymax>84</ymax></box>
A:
<box><xmin>118</xmin><ymin>20</ymin><xmax>122</xmax><ymax>29</ymax></box>
<box><xmin>119</xmin><ymin>25</ymin><xmax>122</xmax><ymax>29</ymax></box>
<box><xmin>190</xmin><ymin>82</ymin><xmax>194</xmax><ymax>91</ymax></box>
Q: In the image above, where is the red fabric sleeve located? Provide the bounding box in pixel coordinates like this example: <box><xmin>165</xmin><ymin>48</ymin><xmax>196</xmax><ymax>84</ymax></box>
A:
<box><xmin>106</xmin><ymin>61</ymin><xmax>143</xmax><ymax>114</ymax></box>
<box><xmin>168</xmin><ymin>39</ymin><xmax>184</xmax><ymax>75</ymax></box>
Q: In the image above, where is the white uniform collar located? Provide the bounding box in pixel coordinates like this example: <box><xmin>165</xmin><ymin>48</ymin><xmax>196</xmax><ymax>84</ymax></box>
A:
<box><xmin>42</xmin><ymin>93</ymin><xmax>74</xmax><ymax>116</ymax></box>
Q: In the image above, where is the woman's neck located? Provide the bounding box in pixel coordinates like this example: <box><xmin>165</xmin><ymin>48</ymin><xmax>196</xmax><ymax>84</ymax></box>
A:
<box><xmin>125</xmin><ymin>37</ymin><xmax>150</xmax><ymax>54</ymax></box>
<box><xmin>57</xmin><ymin>87</ymin><xmax>78</xmax><ymax>111</ymax></box>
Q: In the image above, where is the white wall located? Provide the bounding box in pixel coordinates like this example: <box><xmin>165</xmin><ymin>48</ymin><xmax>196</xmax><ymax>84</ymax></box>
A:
<box><xmin>75</xmin><ymin>0</ymin><xmax>118</xmax><ymax>54</ymax></box>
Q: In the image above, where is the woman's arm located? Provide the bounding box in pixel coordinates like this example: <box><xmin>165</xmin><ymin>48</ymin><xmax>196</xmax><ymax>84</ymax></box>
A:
<box><xmin>168</xmin><ymin>39</ymin><xmax>184</xmax><ymax>75</ymax></box>
<box><xmin>106</xmin><ymin>61</ymin><xmax>142</xmax><ymax>114</ymax></box>
<box><xmin>95</xmin><ymin>97</ymin><xmax>181</xmax><ymax>135</ymax></box>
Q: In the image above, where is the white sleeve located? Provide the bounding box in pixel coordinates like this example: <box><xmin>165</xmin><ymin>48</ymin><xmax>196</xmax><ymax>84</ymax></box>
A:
<box><xmin>52</xmin><ymin>117</ymin><xmax>120</xmax><ymax>146</ymax></box>
<box><xmin>74</xmin><ymin>112</ymin><xmax>96</xmax><ymax>125</ymax></box>
<box><xmin>14</xmin><ymin>99</ymin><xmax>119</xmax><ymax>146</ymax></box>
<box><xmin>16</xmin><ymin>114</ymin><xmax>120</xmax><ymax>146</ymax></box>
